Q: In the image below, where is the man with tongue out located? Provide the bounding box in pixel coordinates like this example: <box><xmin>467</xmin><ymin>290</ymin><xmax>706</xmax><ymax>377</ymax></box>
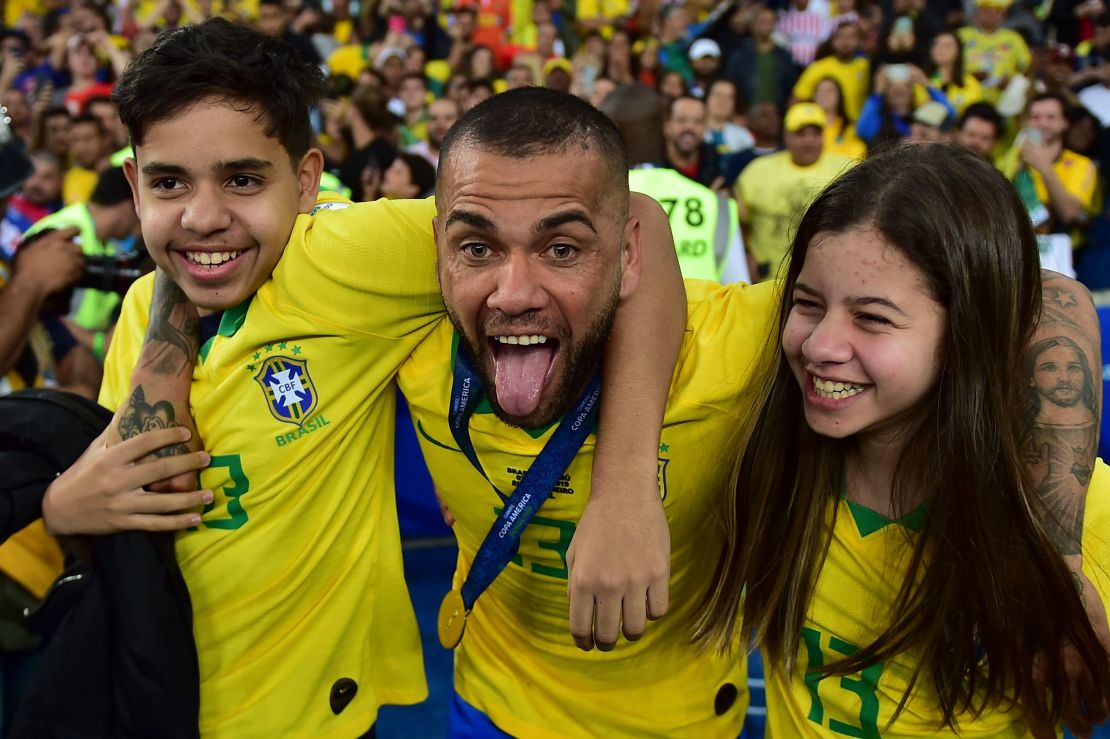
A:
<box><xmin>397</xmin><ymin>87</ymin><xmax>780</xmax><ymax>737</ymax></box>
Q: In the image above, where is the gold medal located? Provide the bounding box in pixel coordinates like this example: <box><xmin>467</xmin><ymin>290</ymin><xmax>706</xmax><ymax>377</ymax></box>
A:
<box><xmin>437</xmin><ymin>589</ymin><xmax>469</xmax><ymax>649</ymax></box>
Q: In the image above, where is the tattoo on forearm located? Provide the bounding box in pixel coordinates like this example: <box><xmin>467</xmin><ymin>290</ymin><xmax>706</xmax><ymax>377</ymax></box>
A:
<box><xmin>1022</xmin><ymin>277</ymin><xmax>1100</xmax><ymax>556</ymax></box>
<box><xmin>117</xmin><ymin>385</ymin><xmax>190</xmax><ymax>457</ymax></box>
<box><xmin>140</xmin><ymin>275</ymin><xmax>200</xmax><ymax>377</ymax></box>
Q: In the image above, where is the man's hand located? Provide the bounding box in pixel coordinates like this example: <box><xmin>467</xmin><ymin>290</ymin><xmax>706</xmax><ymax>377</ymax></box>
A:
<box><xmin>42</xmin><ymin>424</ymin><xmax>212</xmax><ymax>535</ymax></box>
<box><xmin>12</xmin><ymin>227</ymin><xmax>83</xmax><ymax>297</ymax></box>
<box><xmin>1027</xmin><ymin>572</ymin><xmax>1110</xmax><ymax>739</ymax></box>
<box><xmin>566</xmin><ymin>483</ymin><xmax>670</xmax><ymax>651</ymax></box>
<box><xmin>1021</xmin><ymin>137</ymin><xmax>1056</xmax><ymax>176</ymax></box>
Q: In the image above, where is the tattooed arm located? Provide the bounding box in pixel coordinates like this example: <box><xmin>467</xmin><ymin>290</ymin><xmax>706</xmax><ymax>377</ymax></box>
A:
<box><xmin>1021</xmin><ymin>270</ymin><xmax>1110</xmax><ymax>739</ymax></box>
<box><xmin>110</xmin><ymin>270</ymin><xmax>203</xmax><ymax>456</ymax></box>
<box><xmin>42</xmin><ymin>272</ymin><xmax>212</xmax><ymax>534</ymax></box>
<box><xmin>1022</xmin><ymin>270</ymin><xmax>1101</xmax><ymax>556</ymax></box>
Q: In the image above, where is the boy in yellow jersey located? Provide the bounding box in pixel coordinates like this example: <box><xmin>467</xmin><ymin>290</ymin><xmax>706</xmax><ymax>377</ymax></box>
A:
<box><xmin>792</xmin><ymin>21</ymin><xmax>870</xmax><ymax>121</ymax></box>
<box><xmin>396</xmin><ymin>87</ymin><xmax>774</xmax><ymax>737</ymax></box>
<box><xmin>42</xmin><ymin>19</ymin><xmax>682</xmax><ymax>737</ymax></box>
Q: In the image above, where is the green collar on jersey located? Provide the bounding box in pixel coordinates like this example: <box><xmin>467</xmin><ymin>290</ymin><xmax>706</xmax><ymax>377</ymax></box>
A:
<box><xmin>198</xmin><ymin>297</ymin><xmax>251</xmax><ymax>363</ymax></box>
<box><xmin>838</xmin><ymin>478</ymin><xmax>926</xmax><ymax>538</ymax></box>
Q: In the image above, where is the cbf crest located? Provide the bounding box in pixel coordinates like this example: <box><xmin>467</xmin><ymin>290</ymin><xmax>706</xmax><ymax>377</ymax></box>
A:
<box><xmin>253</xmin><ymin>356</ymin><xmax>318</xmax><ymax>426</ymax></box>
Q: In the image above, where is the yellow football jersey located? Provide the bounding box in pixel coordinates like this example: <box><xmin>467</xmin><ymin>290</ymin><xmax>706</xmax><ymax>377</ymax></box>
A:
<box><xmin>765</xmin><ymin>461</ymin><xmax>1110</xmax><ymax>738</ymax></box>
<box><xmin>1030</xmin><ymin>149</ymin><xmax>1100</xmax><ymax>218</ymax></box>
<box><xmin>957</xmin><ymin>26</ymin><xmax>1031</xmax><ymax>103</ymax></box>
<box><xmin>793</xmin><ymin>56</ymin><xmax>871</xmax><ymax>122</ymax></box>
<box><xmin>399</xmin><ymin>278</ymin><xmax>779</xmax><ymax>738</ymax></box>
<box><xmin>100</xmin><ymin>197</ymin><xmax>444</xmax><ymax>738</ymax></box>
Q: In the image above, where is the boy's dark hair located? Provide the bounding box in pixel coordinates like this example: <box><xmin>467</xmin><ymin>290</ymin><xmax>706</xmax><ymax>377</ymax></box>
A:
<box><xmin>112</xmin><ymin>18</ymin><xmax>325</xmax><ymax>163</ymax></box>
<box><xmin>959</xmin><ymin>101</ymin><xmax>1004</xmax><ymax>137</ymax></box>
<box><xmin>439</xmin><ymin>87</ymin><xmax>629</xmax><ymax>210</ymax></box>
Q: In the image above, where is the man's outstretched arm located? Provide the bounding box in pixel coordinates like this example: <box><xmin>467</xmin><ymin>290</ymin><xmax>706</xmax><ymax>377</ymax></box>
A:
<box><xmin>567</xmin><ymin>193</ymin><xmax>685</xmax><ymax>651</ymax></box>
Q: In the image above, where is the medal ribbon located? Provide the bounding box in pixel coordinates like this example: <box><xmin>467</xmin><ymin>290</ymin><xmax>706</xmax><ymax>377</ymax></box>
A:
<box><xmin>448</xmin><ymin>344</ymin><xmax>601</xmax><ymax>611</ymax></box>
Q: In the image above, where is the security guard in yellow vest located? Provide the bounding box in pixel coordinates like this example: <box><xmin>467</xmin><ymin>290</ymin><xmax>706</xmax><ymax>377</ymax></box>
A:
<box><xmin>629</xmin><ymin>167</ymin><xmax>749</xmax><ymax>282</ymax></box>
<box><xmin>20</xmin><ymin>167</ymin><xmax>138</xmax><ymax>359</ymax></box>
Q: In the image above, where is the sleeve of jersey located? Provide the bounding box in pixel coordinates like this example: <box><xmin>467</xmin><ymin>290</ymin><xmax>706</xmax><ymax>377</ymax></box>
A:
<box><xmin>1082</xmin><ymin>460</ymin><xmax>1110</xmax><ymax>623</ymax></box>
<box><xmin>675</xmin><ymin>278</ymin><xmax>782</xmax><ymax>410</ymax></box>
<box><xmin>97</xmin><ymin>274</ymin><xmax>154</xmax><ymax>411</ymax></box>
<box><xmin>274</xmin><ymin>196</ymin><xmax>445</xmax><ymax>339</ymax></box>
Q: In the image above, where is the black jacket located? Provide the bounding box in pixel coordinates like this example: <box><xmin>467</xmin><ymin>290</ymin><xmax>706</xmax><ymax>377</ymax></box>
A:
<box><xmin>1</xmin><ymin>390</ymin><xmax>199</xmax><ymax>739</ymax></box>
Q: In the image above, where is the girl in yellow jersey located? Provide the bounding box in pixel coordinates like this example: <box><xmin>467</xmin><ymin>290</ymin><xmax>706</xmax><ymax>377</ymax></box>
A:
<box><xmin>698</xmin><ymin>144</ymin><xmax>1110</xmax><ymax>737</ymax></box>
<box><xmin>812</xmin><ymin>77</ymin><xmax>866</xmax><ymax>160</ymax></box>
<box><xmin>928</xmin><ymin>31</ymin><xmax>983</xmax><ymax>115</ymax></box>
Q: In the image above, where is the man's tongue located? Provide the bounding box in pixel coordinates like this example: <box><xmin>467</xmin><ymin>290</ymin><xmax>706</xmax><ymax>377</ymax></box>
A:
<box><xmin>493</xmin><ymin>344</ymin><xmax>556</xmax><ymax>418</ymax></box>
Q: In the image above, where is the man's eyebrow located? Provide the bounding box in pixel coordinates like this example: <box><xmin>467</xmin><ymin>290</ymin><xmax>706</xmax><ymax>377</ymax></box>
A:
<box><xmin>535</xmin><ymin>211</ymin><xmax>597</xmax><ymax>235</ymax></box>
<box><xmin>444</xmin><ymin>210</ymin><xmax>495</xmax><ymax>231</ymax></box>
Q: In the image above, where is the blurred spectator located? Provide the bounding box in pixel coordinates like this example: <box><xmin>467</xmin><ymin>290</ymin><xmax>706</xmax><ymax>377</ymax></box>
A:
<box><xmin>776</xmin><ymin>0</ymin><xmax>834</xmax><ymax>68</ymax></box>
<box><xmin>376</xmin><ymin>151</ymin><xmax>436</xmax><ymax>199</ymax></box>
<box><xmin>657</xmin><ymin>69</ymin><xmax>688</xmax><ymax>100</ymax></box>
<box><xmin>927</xmin><ymin>31</ymin><xmax>983</xmax><ymax>115</ymax></box>
<box><xmin>376</xmin><ymin>46</ymin><xmax>409</xmax><ymax>95</ymax></box>
<box><xmin>908</xmin><ymin>99</ymin><xmax>953</xmax><ymax>142</ymax></box>
<box><xmin>1</xmin><ymin>150</ymin><xmax>61</xmax><ymax>258</ymax></box>
<box><xmin>1008</xmin><ymin>91</ymin><xmax>1098</xmax><ymax>236</ymax></box>
<box><xmin>600</xmin><ymin>82</ymin><xmax>666</xmax><ymax>166</ymax></box>
<box><xmin>793</xmin><ymin>20</ymin><xmax>869</xmax><ymax>120</ymax></box>
<box><xmin>61</xmin><ymin>32</ymin><xmax>125</xmax><ymax>116</ymax></box>
<box><xmin>723</xmin><ymin>4</ymin><xmax>797</xmax><ymax>111</ymax></box>
<box><xmin>703</xmin><ymin>78</ymin><xmax>754</xmax><ymax>186</ymax></box>
<box><xmin>957</xmin><ymin>100</ymin><xmax>1005</xmax><ymax>159</ymax></box>
<box><xmin>257</xmin><ymin>0</ymin><xmax>322</xmax><ymax>64</ymax></box>
<box><xmin>406</xmin><ymin>96</ymin><xmax>459</xmax><ymax>167</ymax></box>
<box><xmin>1073</xmin><ymin>11</ymin><xmax>1110</xmax><ymax>75</ymax></box>
<box><xmin>543</xmin><ymin>57</ymin><xmax>573</xmax><ymax>94</ymax></box>
<box><xmin>662</xmin><ymin>95</ymin><xmax>724</xmax><ymax>189</ymax></box>
<box><xmin>31</xmin><ymin>106</ymin><xmax>69</xmax><ymax>160</ymax></box>
<box><xmin>812</xmin><ymin>76</ymin><xmax>865</xmax><ymax>158</ymax></box>
<box><xmin>505</xmin><ymin>62</ymin><xmax>535</xmax><ymax>88</ymax></box>
<box><xmin>575</xmin><ymin>0</ymin><xmax>629</xmax><ymax>39</ymax></box>
<box><xmin>958</xmin><ymin>0</ymin><xmax>1032</xmax><ymax>105</ymax></box>
<box><xmin>20</xmin><ymin>166</ymin><xmax>138</xmax><ymax>359</ymax></box>
<box><xmin>62</xmin><ymin>113</ymin><xmax>110</xmax><ymax>205</ymax></box>
<box><xmin>455</xmin><ymin>0</ymin><xmax>512</xmax><ymax>56</ymax></box>
<box><xmin>602</xmin><ymin>28</ymin><xmax>635</xmax><ymax>86</ymax></box>
<box><xmin>85</xmin><ymin>95</ymin><xmax>127</xmax><ymax>153</ymax></box>
<box><xmin>466</xmin><ymin>77</ymin><xmax>496</xmax><ymax>107</ymax></box>
<box><xmin>397</xmin><ymin>72</ymin><xmax>430</xmax><ymax>145</ymax></box>
<box><xmin>590</xmin><ymin>76</ymin><xmax>616</xmax><ymax>108</ymax></box>
<box><xmin>857</xmin><ymin>63</ymin><xmax>954</xmax><ymax>146</ymax></box>
<box><xmin>656</xmin><ymin>5</ymin><xmax>695</xmax><ymax>82</ymax></box>
<box><xmin>736</xmin><ymin>102</ymin><xmax>853</xmax><ymax>280</ymax></box>
<box><xmin>1</xmin><ymin>88</ymin><xmax>32</xmax><ymax>146</ymax></box>
<box><xmin>688</xmin><ymin>38</ymin><xmax>722</xmax><ymax>98</ymax></box>
<box><xmin>337</xmin><ymin>84</ymin><xmax>399</xmax><ymax>197</ymax></box>
<box><xmin>874</xmin><ymin>0</ymin><xmax>939</xmax><ymax>69</ymax></box>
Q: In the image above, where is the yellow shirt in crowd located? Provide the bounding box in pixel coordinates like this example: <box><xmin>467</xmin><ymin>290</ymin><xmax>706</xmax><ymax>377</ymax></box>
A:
<box><xmin>793</xmin><ymin>56</ymin><xmax>871</xmax><ymax>121</ymax></box>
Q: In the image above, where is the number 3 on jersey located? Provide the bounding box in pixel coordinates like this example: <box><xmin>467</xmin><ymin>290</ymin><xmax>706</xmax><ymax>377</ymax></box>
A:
<box><xmin>801</xmin><ymin>626</ymin><xmax>883</xmax><ymax>739</ymax></box>
<box><xmin>197</xmin><ymin>453</ymin><xmax>251</xmax><ymax>530</ymax></box>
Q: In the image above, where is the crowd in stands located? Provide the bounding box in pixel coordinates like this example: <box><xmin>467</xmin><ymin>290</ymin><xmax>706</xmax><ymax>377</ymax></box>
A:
<box><xmin>5</xmin><ymin>0</ymin><xmax>1110</xmax><ymax>365</ymax></box>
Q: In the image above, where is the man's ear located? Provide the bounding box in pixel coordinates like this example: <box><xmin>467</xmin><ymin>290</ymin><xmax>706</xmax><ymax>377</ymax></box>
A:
<box><xmin>297</xmin><ymin>148</ymin><xmax>325</xmax><ymax>212</ymax></box>
<box><xmin>619</xmin><ymin>214</ymin><xmax>642</xmax><ymax>299</ymax></box>
<box><xmin>122</xmin><ymin>156</ymin><xmax>141</xmax><ymax>215</ymax></box>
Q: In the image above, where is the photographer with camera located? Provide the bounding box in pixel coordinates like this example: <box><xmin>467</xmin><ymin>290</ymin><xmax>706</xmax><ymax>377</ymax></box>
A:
<box><xmin>19</xmin><ymin>166</ymin><xmax>142</xmax><ymax>362</ymax></box>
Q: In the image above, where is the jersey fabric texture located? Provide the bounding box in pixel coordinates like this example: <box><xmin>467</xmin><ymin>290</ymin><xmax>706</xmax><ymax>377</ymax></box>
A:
<box><xmin>765</xmin><ymin>460</ymin><xmax>1110</xmax><ymax>738</ymax></box>
<box><xmin>399</xmin><ymin>278</ymin><xmax>779</xmax><ymax>738</ymax></box>
<box><xmin>100</xmin><ymin>197</ymin><xmax>444</xmax><ymax>738</ymax></box>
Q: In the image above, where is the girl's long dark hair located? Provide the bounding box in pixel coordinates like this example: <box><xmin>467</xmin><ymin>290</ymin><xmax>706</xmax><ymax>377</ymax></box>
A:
<box><xmin>696</xmin><ymin>143</ymin><xmax>1108</xmax><ymax>728</ymax></box>
<box><xmin>927</xmin><ymin>31</ymin><xmax>968</xmax><ymax>90</ymax></box>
